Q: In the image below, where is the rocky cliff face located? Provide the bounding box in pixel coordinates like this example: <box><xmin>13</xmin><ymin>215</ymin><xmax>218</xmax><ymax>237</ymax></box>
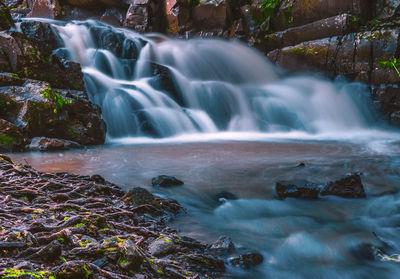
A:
<box><xmin>0</xmin><ymin>5</ymin><xmax>106</xmax><ymax>151</ymax></box>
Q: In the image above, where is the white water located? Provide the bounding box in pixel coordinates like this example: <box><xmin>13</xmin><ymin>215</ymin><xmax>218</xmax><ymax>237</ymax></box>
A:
<box><xmin>39</xmin><ymin>20</ymin><xmax>389</xmax><ymax>141</ymax></box>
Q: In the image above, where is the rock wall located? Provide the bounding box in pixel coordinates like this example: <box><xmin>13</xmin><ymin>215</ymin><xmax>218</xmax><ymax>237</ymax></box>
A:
<box><xmin>0</xmin><ymin>5</ymin><xmax>106</xmax><ymax>151</ymax></box>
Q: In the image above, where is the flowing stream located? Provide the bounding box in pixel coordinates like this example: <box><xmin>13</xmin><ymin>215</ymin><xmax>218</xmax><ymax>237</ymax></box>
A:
<box><xmin>10</xmin><ymin>19</ymin><xmax>400</xmax><ymax>278</ymax></box>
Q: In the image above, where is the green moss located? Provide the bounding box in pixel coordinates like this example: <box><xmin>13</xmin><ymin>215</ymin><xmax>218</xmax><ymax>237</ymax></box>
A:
<box><xmin>1</xmin><ymin>268</ymin><xmax>53</xmax><ymax>279</ymax></box>
<box><xmin>40</xmin><ymin>87</ymin><xmax>72</xmax><ymax>111</ymax></box>
<box><xmin>0</xmin><ymin>134</ymin><xmax>16</xmax><ymax>146</ymax></box>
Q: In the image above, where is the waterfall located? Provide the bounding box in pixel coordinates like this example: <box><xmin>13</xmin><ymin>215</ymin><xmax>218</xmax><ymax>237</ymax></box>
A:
<box><xmin>47</xmin><ymin>20</ymin><xmax>380</xmax><ymax>139</ymax></box>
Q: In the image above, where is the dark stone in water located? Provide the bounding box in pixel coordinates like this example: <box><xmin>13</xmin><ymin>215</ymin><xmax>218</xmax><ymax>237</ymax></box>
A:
<box><xmin>320</xmin><ymin>174</ymin><xmax>366</xmax><ymax>198</ymax></box>
<box><xmin>229</xmin><ymin>252</ymin><xmax>263</xmax><ymax>268</ymax></box>
<box><xmin>275</xmin><ymin>180</ymin><xmax>321</xmax><ymax>199</ymax></box>
<box><xmin>152</xmin><ymin>175</ymin><xmax>184</xmax><ymax>187</ymax></box>
<box><xmin>213</xmin><ymin>190</ymin><xmax>238</xmax><ymax>203</ymax></box>
<box><xmin>297</xmin><ymin>162</ymin><xmax>306</xmax><ymax>167</ymax></box>
<box><xmin>210</xmin><ymin>236</ymin><xmax>235</xmax><ymax>252</ymax></box>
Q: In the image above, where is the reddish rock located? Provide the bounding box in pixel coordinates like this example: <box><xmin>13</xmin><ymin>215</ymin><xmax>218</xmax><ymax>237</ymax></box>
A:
<box><xmin>28</xmin><ymin>0</ymin><xmax>61</xmax><ymax>19</ymax></box>
<box><xmin>100</xmin><ymin>7</ymin><xmax>125</xmax><ymax>26</ymax></box>
<box><xmin>320</xmin><ymin>174</ymin><xmax>366</xmax><ymax>198</ymax></box>
<box><xmin>275</xmin><ymin>181</ymin><xmax>321</xmax><ymax>199</ymax></box>
<box><xmin>192</xmin><ymin>2</ymin><xmax>227</xmax><ymax>31</ymax></box>
<box><xmin>123</xmin><ymin>3</ymin><xmax>149</xmax><ymax>32</ymax></box>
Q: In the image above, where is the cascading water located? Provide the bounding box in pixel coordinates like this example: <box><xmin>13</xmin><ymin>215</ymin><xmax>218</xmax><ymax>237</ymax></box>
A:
<box><xmin>11</xmin><ymin>19</ymin><xmax>400</xmax><ymax>279</ymax></box>
<box><xmin>41</xmin><ymin>20</ymin><xmax>383</xmax><ymax>140</ymax></box>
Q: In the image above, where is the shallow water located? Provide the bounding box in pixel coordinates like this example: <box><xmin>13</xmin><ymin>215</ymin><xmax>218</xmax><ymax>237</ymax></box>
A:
<box><xmin>8</xmin><ymin>138</ymin><xmax>400</xmax><ymax>279</ymax></box>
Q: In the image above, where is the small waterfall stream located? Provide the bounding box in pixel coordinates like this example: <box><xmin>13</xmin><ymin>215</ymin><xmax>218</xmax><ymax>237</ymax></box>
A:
<box><xmin>11</xmin><ymin>19</ymin><xmax>400</xmax><ymax>279</ymax></box>
<box><xmin>45</xmin><ymin>20</ymin><xmax>382</xmax><ymax>140</ymax></box>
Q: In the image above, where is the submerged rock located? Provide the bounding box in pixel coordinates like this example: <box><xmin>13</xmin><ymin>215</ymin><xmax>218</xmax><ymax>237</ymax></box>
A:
<box><xmin>26</xmin><ymin>137</ymin><xmax>81</xmax><ymax>151</ymax></box>
<box><xmin>320</xmin><ymin>173</ymin><xmax>366</xmax><ymax>198</ymax></box>
<box><xmin>228</xmin><ymin>252</ymin><xmax>263</xmax><ymax>268</ymax></box>
<box><xmin>152</xmin><ymin>175</ymin><xmax>184</xmax><ymax>187</ymax></box>
<box><xmin>213</xmin><ymin>190</ymin><xmax>238</xmax><ymax>203</ymax></box>
<box><xmin>275</xmin><ymin>180</ymin><xmax>321</xmax><ymax>199</ymax></box>
<box><xmin>210</xmin><ymin>236</ymin><xmax>235</xmax><ymax>252</ymax></box>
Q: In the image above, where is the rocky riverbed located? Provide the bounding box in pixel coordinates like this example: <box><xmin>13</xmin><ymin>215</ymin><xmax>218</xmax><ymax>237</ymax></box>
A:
<box><xmin>0</xmin><ymin>154</ymin><xmax>239</xmax><ymax>278</ymax></box>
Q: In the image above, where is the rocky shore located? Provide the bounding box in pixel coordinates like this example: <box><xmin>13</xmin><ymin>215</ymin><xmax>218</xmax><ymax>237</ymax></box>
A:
<box><xmin>0</xmin><ymin>154</ymin><xmax>233</xmax><ymax>278</ymax></box>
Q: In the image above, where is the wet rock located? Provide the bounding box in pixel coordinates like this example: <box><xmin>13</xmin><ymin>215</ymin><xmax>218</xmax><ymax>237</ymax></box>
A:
<box><xmin>100</xmin><ymin>7</ymin><xmax>125</xmax><ymax>26</ymax></box>
<box><xmin>376</xmin><ymin>0</ymin><xmax>400</xmax><ymax>19</ymax></box>
<box><xmin>297</xmin><ymin>162</ymin><xmax>306</xmax><ymax>167</ymax></box>
<box><xmin>229</xmin><ymin>252</ymin><xmax>263</xmax><ymax>268</ymax></box>
<box><xmin>0</xmin><ymin>79</ymin><xmax>106</xmax><ymax>146</ymax></box>
<box><xmin>262</xmin><ymin>14</ymin><xmax>353</xmax><ymax>53</ymax></box>
<box><xmin>320</xmin><ymin>174</ymin><xmax>366</xmax><ymax>198</ymax></box>
<box><xmin>28</xmin><ymin>0</ymin><xmax>61</xmax><ymax>19</ymax></box>
<box><xmin>210</xmin><ymin>236</ymin><xmax>235</xmax><ymax>252</ymax></box>
<box><xmin>89</xmin><ymin>174</ymin><xmax>106</xmax><ymax>183</ymax></box>
<box><xmin>165</xmin><ymin>0</ymin><xmax>190</xmax><ymax>34</ymax></box>
<box><xmin>119</xmin><ymin>239</ymin><xmax>143</xmax><ymax>271</ymax></box>
<box><xmin>19</xmin><ymin>21</ymin><xmax>63</xmax><ymax>49</ymax></box>
<box><xmin>268</xmin><ymin>29</ymin><xmax>400</xmax><ymax>86</ymax></box>
<box><xmin>61</xmin><ymin>5</ymin><xmax>103</xmax><ymax>21</ymax></box>
<box><xmin>372</xmin><ymin>86</ymin><xmax>400</xmax><ymax>125</ymax></box>
<box><xmin>152</xmin><ymin>175</ymin><xmax>184</xmax><ymax>187</ymax></box>
<box><xmin>148</xmin><ymin>236</ymin><xmax>175</xmax><ymax>256</ymax></box>
<box><xmin>275</xmin><ymin>180</ymin><xmax>321</xmax><ymax>199</ymax></box>
<box><xmin>123</xmin><ymin>187</ymin><xmax>157</xmax><ymax>205</ymax></box>
<box><xmin>0</xmin><ymin>31</ymin><xmax>85</xmax><ymax>90</ymax></box>
<box><xmin>0</xmin><ymin>119</ymin><xmax>25</xmax><ymax>152</ymax></box>
<box><xmin>0</xmin><ymin>1</ymin><xmax>14</xmax><ymax>30</ymax></box>
<box><xmin>26</xmin><ymin>137</ymin><xmax>81</xmax><ymax>151</ymax></box>
<box><xmin>123</xmin><ymin>3</ymin><xmax>149</xmax><ymax>32</ymax></box>
<box><xmin>192</xmin><ymin>1</ymin><xmax>227</xmax><ymax>31</ymax></box>
<box><xmin>274</xmin><ymin>0</ymin><xmax>374</xmax><ymax>31</ymax></box>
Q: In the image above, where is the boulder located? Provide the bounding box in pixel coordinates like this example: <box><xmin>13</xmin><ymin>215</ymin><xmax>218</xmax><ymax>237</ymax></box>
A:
<box><xmin>267</xmin><ymin>29</ymin><xmax>400</xmax><ymax>86</ymax></box>
<box><xmin>165</xmin><ymin>0</ymin><xmax>190</xmax><ymax>34</ymax></box>
<box><xmin>210</xmin><ymin>236</ymin><xmax>235</xmax><ymax>252</ymax></box>
<box><xmin>261</xmin><ymin>14</ymin><xmax>354</xmax><ymax>53</ymax></box>
<box><xmin>320</xmin><ymin>174</ymin><xmax>366</xmax><ymax>198</ymax></box>
<box><xmin>192</xmin><ymin>2</ymin><xmax>227</xmax><ymax>31</ymax></box>
<box><xmin>26</xmin><ymin>137</ymin><xmax>81</xmax><ymax>151</ymax></box>
<box><xmin>148</xmin><ymin>236</ymin><xmax>175</xmax><ymax>256</ymax></box>
<box><xmin>0</xmin><ymin>79</ymin><xmax>106</xmax><ymax>145</ymax></box>
<box><xmin>19</xmin><ymin>21</ymin><xmax>63</xmax><ymax>49</ymax></box>
<box><xmin>152</xmin><ymin>175</ymin><xmax>184</xmax><ymax>187</ymax></box>
<box><xmin>0</xmin><ymin>1</ymin><xmax>14</xmax><ymax>30</ymax></box>
<box><xmin>60</xmin><ymin>0</ymin><xmax>128</xmax><ymax>9</ymax></box>
<box><xmin>0</xmin><ymin>31</ymin><xmax>85</xmax><ymax>90</ymax></box>
<box><xmin>0</xmin><ymin>119</ymin><xmax>25</xmax><ymax>151</ymax></box>
<box><xmin>61</xmin><ymin>5</ymin><xmax>103</xmax><ymax>21</ymax></box>
<box><xmin>28</xmin><ymin>0</ymin><xmax>61</xmax><ymax>19</ymax></box>
<box><xmin>274</xmin><ymin>0</ymin><xmax>375</xmax><ymax>31</ymax></box>
<box><xmin>100</xmin><ymin>7</ymin><xmax>125</xmax><ymax>26</ymax></box>
<box><xmin>229</xmin><ymin>252</ymin><xmax>263</xmax><ymax>268</ymax></box>
<box><xmin>123</xmin><ymin>3</ymin><xmax>149</xmax><ymax>32</ymax></box>
<box><xmin>275</xmin><ymin>180</ymin><xmax>321</xmax><ymax>199</ymax></box>
<box><xmin>372</xmin><ymin>86</ymin><xmax>400</xmax><ymax>124</ymax></box>
<box><xmin>376</xmin><ymin>0</ymin><xmax>400</xmax><ymax>19</ymax></box>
